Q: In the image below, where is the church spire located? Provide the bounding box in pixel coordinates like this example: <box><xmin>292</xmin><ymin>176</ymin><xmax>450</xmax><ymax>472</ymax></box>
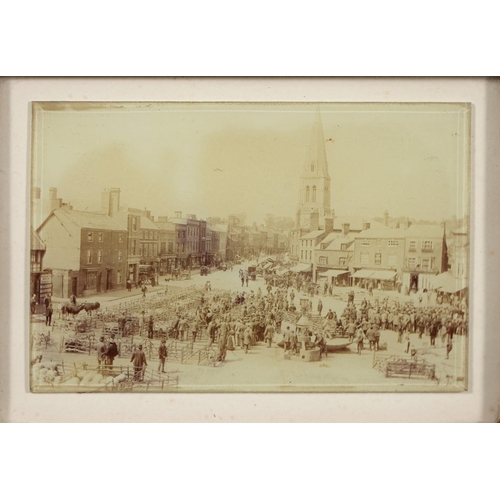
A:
<box><xmin>302</xmin><ymin>111</ymin><xmax>330</xmax><ymax>180</ymax></box>
<box><xmin>296</xmin><ymin>111</ymin><xmax>332</xmax><ymax>229</ymax></box>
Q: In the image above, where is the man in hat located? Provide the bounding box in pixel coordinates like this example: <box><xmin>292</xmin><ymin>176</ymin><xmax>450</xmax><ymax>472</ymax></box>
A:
<box><xmin>148</xmin><ymin>315</ymin><xmax>154</xmax><ymax>339</ymax></box>
<box><xmin>158</xmin><ymin>339</ymin><xmax>168</xmax><ymax>373</ymax></box>
<box><xmin>104</xmin><ymin>334</ymin><xmax>119</xmax><ymax>371</ymax></box>
<box><xmin>95</xmin><ymin>336</ymin><xmax>106</xmax><ymax>371</ymax></box>
<box><xmin>131</xmin><ymin>344</ymin><xmax>147</xmax><ymax>381</ymax></box>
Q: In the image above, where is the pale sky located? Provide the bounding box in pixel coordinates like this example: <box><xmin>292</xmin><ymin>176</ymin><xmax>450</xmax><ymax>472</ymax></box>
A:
<box><xmin>32</xmin><ymin>102</ymin><xmax>470</xmax><ymax>225</ymax></box>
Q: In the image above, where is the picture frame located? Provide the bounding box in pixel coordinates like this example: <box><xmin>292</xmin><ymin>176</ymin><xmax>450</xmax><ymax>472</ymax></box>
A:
<box><xmin>2</xmin><ymin>77</ymin><xmax>499</xmax><ymax>421</ymax></box>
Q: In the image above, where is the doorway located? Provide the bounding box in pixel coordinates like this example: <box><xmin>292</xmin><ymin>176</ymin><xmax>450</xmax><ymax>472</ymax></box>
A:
<box><xmin>410</xmin><ymin>273</ymin><xmax>419</xmax><ymax>292</ymax></box>
<box><xmin>71</xmin><ymin>277</ymin><xmax>78</xmax><ymax>296</ymax></box>
<box><xmin>96</xmin><ymin>273</ymin><xmax>102</xmax><ymax>292</ymax></box>
<box><xmin>106</xmin><ymin>269</ymin><xmax>112</xmax><ymax>290</ymax></box>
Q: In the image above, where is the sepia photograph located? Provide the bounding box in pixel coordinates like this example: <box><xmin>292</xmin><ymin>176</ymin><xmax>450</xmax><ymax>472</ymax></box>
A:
<box><xmin>29</xmin><ymin>101</ymin><xmax>470</xmax><ymax>393</ymax></box>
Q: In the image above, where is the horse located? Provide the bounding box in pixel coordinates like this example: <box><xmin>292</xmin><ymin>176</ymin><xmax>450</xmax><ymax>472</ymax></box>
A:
<box><xmin>83</xmin><ymin>302</ymin><xmax>100</xmax><ymax>315</ymax></box>
<box><xmin>60</xmin><ymin>303</ymin><xmax>86</xmax><ymax>319</ymax></box>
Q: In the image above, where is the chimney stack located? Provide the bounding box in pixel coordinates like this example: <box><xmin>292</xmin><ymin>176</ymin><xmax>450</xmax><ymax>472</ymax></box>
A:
<box><xmin>310</xmin><ymin>209</ymin><xmax>319</xmax><ymax>232</ymax></box>
<box><xmin>49</xmin><ymin>187</ymin><xmax>62</xmax><ymax>212</ymax></box>
<box><xmin>342</xmin><ymin>223</ymin><xmax>350</xmax><ymax>236</ymax></box>
<box><xmin>362</xmin><ymin>221</ymin><xmax>371</xmax><ymax>231</ymax></box>
<box><xmin>324</xmin><ymin>217</ymin><xmax>334</xmax><ymax>234</ymax></box>
<box><xmin>109</xmin><ymin>188</ymin><xmax>120</xmax><ymax>217</ymax></box>
<box><xmin>174</xmin><ymin>211</ymin><xmax>182</xmax><ymax>218</ymax></box>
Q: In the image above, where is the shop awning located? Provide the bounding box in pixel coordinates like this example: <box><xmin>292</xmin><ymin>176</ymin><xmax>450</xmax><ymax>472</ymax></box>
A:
<box><xmin>351</xmin><ymin>269</ymin><xmax>375</xmax><ymax>279</ymax></box>
<box><xmin>319</xmin><ymin>269</ymin><xmax>350</xmax><ymax>278</ymax></box>
<box><xmin>276</xmin><ymin>268</ymin><xmax>290</xmax><ymax>276</ymax></box>
<box><xmin>290</xmin><ymin>263</ymin><xmax>311</xmax><ymax>273</ymax></box>
<box><xmin>371</xmin><ymin>270</ymin><xmax>397</xmax><ymax>281</ymax></box>
<box><xmin>433</xmin><ymin>272</ymin><xmax>468</xmax><ymax>294</ymax></box>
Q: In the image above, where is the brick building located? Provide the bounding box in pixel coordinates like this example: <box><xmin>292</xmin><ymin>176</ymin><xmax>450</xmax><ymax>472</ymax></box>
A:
<box><xmin>37</xmin><ymin>207</ymin><xmax>128</xmax><ymax>297</ymax></box>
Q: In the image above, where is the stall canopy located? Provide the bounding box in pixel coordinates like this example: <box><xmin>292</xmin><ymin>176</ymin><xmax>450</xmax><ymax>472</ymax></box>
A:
<box><xmin>276</xmin><ymin>268</ymin><xmax>290</xmax><ymax>276</ymax></box>
<box><xmin>319</xmin><ymin>269</ymin><xmax>350</xmax><ymax>278</ymax></box>
<box><xmin>370</xmin><ymin>270</ymin><xmax>397</xmax><ymax>281</ymax></box>
<box><xmin>351</xmin><ymin>269</ymin><xmax>375</xmax><ymax>279</ymax></box>
<box><xmin>433</xmin><ymin>272</ymin><xmax>468</xmax><ymax>294</ymax></box>
<box><xmin>290</xmin><ymin>263</ymin><xmax>311</xmax><ymax>273</ymax></box>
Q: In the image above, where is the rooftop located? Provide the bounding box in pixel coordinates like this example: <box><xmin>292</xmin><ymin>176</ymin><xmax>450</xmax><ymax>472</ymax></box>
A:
<box><xmin>140</xmin><ymin>216</ymin><xmax>159</xmax><ymax>230</ymax></box>
<box><xmin>31</xmin><ymin>227</ymin><xmax>45</xmax><ymax>251</ymax></box>
<box><xmin>404</xmin><ymin>224</ymin><xmax>444</xmax><ymax>239</ymax></box>
<box><xmin>51</xmin><ymin>207</ymin><xmax>127</xmax><ymax>231</ymax></box>
<box><xmin>300</xmin><ymin>229</ymin><xmax>325</xmax><ymax>240</ymax></box>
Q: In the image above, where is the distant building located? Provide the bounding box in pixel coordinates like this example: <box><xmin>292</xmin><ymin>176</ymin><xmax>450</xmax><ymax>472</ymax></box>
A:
<box><xmin>101</xmin><ymin>188</ymin><xmax>142</xmax><ymax>285</ymax></box>
<box><xmin>402</xmin><ymin>224</ymin><xmax>448</xmax><ymax>292</ymax></box>
<box><xmin>208</xmin><ymin>223</ymin><xmax>228</xmax><ymax>262</ymax></box>
<box><xmin>156</xmin><ymin>217</ymin><xmax>176</xmax><ymax>274</ymax></box>
<box><xmin>450</xmin><ymin>225</ymin><xmax>469</xmax><ymax>283</ymax></box>
<box><xmin>30</xmin><ymin>227</ymin><xmax>46</xmax><ymax>305</ymax></box>
<box><xmin>37</xmin><ymin>207</ymin><xmax>128</xmax><ymax>297</ymax></box>
<box><xmin>350</xmin><ymin>223</ymin><xmax>448</xmax><ymax>292</ymax></box>
<box><xmin>351</xmin><ymin>227</ymin><xmax>407</xmax><ymax>289</ymax></box>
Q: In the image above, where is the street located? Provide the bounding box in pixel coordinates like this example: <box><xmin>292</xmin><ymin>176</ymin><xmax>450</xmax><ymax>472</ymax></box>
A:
<box><xmin>31</xmin><ymin>262</ymin><xmax>467</xmax><ymax>392</ymax></box>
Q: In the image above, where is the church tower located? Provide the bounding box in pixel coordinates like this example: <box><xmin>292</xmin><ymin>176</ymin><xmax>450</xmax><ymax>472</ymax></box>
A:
<box><xmin>296</xmin><ymin>112</ymin><xmax>332</xmax><ymax>228</ymax></box>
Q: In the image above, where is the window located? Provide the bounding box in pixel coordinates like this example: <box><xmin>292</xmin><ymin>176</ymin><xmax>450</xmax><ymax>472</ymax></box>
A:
<box><xmin>154</xmin><ymin>244</ymin><xmax>157</xmax><ymax>255</ymax></box>
<box><xmin>360</xmin><ymin>240</ymin><xmax>370</xmax><ymax>246</ymax></box>
<box><xmin>360</xmin><ymin>252</ymin><xmax>369</xmax><ymax>264</ymax></box>
<box><xmin>408</xmin><ymin>240</ymin><xmax>416</xmax><ymax>252</ymax></box>
<box><xmin>161</xmin><ymin>242</ymin><xmax>166</xmax><ymax>253</ymax></box>
<box><xmin>118</xmin><ymin>250</ymin><xmax>122</xmax><ymax>261</ymax></box>
<box><xmin>168</xmin><ymin>242</ymin><xmax>173</xmax><ymax>253</ymax></box>
<box><xmin>182</xmin><ymin>244</ymin><xmax>185</xmax><ymax>252</ymax></box>
<box><xmin>388</xmin><ymin>240</ymin><xmax>399</xmax><ymax>247</ymax></box>
<box><xmin>407</xmin><ymin>257</ymin><xmax>416</xmax><ymax>269</ymax></box>
<box><xmin>421</xmin><ymin>259</ymin><xmax>430</xmax><ymax>271</ymax></box>
<box><xmin>88</xmin><ymin>232</ymin><xmax>93</xmax><ymax>242</ymax></box>
<box><xmin>117</xmin><ymin>271</ymin><xmax>122</xmax><ymax>284</ymax></box>
<box><xmin>97</xmin><ymin>249</ymin><xmax>103</xmax><ymax>263</ymax></box>
<box><xmin>87</xmin><ymin>250</ymin><xmax>92</xmax><ymax>264</ymax></box>
<box><xmin>312</xmin><ymin>186</ymin><xmax>316</xmax><ymax>202</ymax></box>
<box><xmin>132</xmin><ymin>239</ymin><xmax>137</xmax><ymax>255</ymax></box>
<box><xmin>305</xmin><ymin>186</ymin><xmax>310</xmax><ymax>202</ymax></box>
<box><xmin>140</xmin><ymin>244</ymin><xmax>143</xmax><ymax>256</ymax></box>
<box><xmin>119</xmin><ymin>233</ymin><xmax>123</xmax><ymax>243</ymax></box>
<box><xmin>422</xmin><ymin>240</ymin><xmax>433</xmax><ymax>251</ymax></box>
<box><xmin>132</xmin><ymin>217</ymin><xmax>137</xmax><ymax>231</ymax></box>
<box><xmin>339</xmin><ymin>257</ymin><xmax>346</xmax><ymax>266</ymax></box>
<box><xmin>309</xmin><ymin>251</ymin><xmax>312</xmax><ymax>260</ymax></box>
<box><xmin>375</xmin><ymin>253</ymin><xmax>381</xmax><ymax>265</ymax></box>
<box><xmin>98</xmin><ymin>232</ymin><xmax>103</xmax><ymax>242</ymax></box>
<box><xmin>321</xmin><ymin>243</ymin><xmax>327</xmax><ymax>250</ymax></box>
<box><xmin>319</xmin><ymin>256</ymin><xmax>328</xmax><ymax>265</ymax></box>
<box><xmin>341</xmin><ymin>244</ymin><xmax>347</xmax><ymax>251</ymax></box>
<box><xmin>154</xmin><ymin>232</ymin><xmax>158</xmax><ymax>240</ymax></box>
<box><xmin>388</xmin><ymin>254</ymin><xmax>397</xmax><ymax>266</ymax></box>
<box><xmin>144</xmin><ymin>244</ymin><xmax>148</xmax><ymax>256</ymax></box>
<box><xmin>31</xmin><ymin>253</ymin><xmax>36</xmax><ymax>262</ymax></box>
